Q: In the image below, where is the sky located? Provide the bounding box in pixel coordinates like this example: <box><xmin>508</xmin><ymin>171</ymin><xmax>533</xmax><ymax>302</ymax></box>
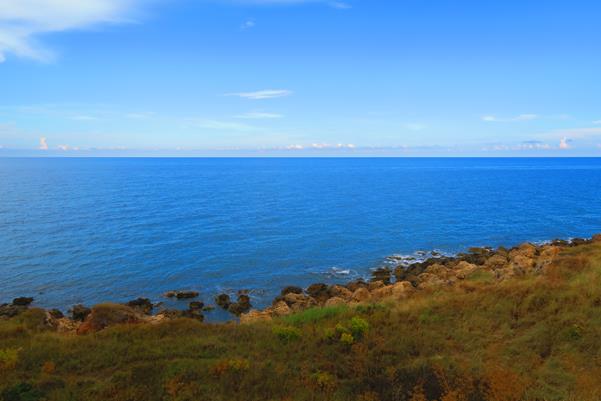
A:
<box><xmin>0</xmin><ymin>0</ymin><xmax>600</xmax><ymax>156</ymax></box>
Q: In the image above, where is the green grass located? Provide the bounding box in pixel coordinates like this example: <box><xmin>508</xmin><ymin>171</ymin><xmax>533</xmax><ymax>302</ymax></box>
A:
<box><xmin>2</xmin><ymin>244</ymin><xmax>601</xmax><ymax>400</ymax></box>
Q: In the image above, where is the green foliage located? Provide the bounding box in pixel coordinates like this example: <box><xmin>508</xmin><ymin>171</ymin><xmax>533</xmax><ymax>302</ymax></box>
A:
<box><xmin>271</xmin><ymin>325</ymin><xmax>302</xmax><ymax>343</ymax></box>
<box><xmin>1</xmin><ymin>383</ymin><xmax>43</xmax><ymax>401</ymax></box>
<box><xmin>349</xmin><ymin>316</ymin><xmax>369</xmax><ymax>339</ymax></box>
<box><xmin>0</xmin><ymin>348</ymin><xmax>19</xmax><ymax>370</ymax></box>
<box><xmin>340</xmin><ymin>332</ymin><xmax>354</xmax><ymax>346</ymax></box>
<box><xmin>282</xmin><ymin>305</ymin><xmax>347</xmax><ymax>325</ymax></box>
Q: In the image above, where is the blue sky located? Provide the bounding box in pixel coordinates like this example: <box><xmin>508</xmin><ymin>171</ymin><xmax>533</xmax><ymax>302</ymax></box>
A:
<box><xmin>0</xmin><ymin>0</ymin><xmax>600</xmax><ymax>156</ymax></box>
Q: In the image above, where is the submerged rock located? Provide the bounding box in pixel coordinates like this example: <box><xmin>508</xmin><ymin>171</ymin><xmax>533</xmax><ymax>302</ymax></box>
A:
<box><xmin>228</xmin><ymin>294</ymin><xmax>252</xmax><ymax>316</ymax></box>
<box><xmin>126</xmin><ymin>298</ymin><xmax>153</xmax><ymax>315</ymax></box>
<box><xmin>215</xmin><ymin>294</ymin><xmax>232</xmax><ymax>309</ymax></box>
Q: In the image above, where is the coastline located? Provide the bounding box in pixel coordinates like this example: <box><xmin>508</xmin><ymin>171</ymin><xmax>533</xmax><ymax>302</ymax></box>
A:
<box><xmin>2</xmin><ymin>234</ymin><xmax>599</xmax><ymax>332</ymax></box>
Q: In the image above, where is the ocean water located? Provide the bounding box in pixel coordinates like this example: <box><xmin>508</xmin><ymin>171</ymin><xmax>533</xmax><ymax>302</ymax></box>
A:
<box><xmin>1</xmin><ymin>157</ymin><xmax>601</xmax><ymax>319</ymax></box>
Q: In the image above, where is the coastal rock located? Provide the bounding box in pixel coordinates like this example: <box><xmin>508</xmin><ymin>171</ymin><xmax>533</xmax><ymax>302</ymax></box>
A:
<box><xmin>176</xmin><ymin>291</ymin><xmax>199</xmax><ymax>299</ymax></box>
<box><xmin>228</xmin><ymin>294</ymin><xmax>252</xmax><ymax>316</ymax></box>
<box><xmin>271</xmin><ymin>300</ymin><xmax>292</xmax><ymax>316</ymax></box>
<box><xmin>307</xmin><ymin>283</ymin><xmax>330</xmax><ymax>303</ymax></box>
<box><xmin>370</xmin><ymin>267</ymin><xmax>392</xmax><ymax>285</ymax></box>
<box><xmin>454</xmin><ymin>261</ymin><xmax>479</xmax><ymax>279</ymax></box>
<box><xmin>182</xmin><ymin>309</ymin><xmax>204</xmax><ymax>321</ymax></box>
<box><xmin>189</xmin><ymin>301</ymin><xmax>204</xmax><ymax>311</ymax></box>
<box><xmin>70</xmin><ymin>304</ymin><xmax>91</xmax><ymax>322</ymax></box>
<box><xmin>416</xmin><ymin>273</ymin><xmax>447</xmax><ymax>289</ymax></box>
<box><xmin>424</xmin><ymin>263</ymin><xmax>452</xmax><ymax>278</ymax></box>
<box><xmin>368</xmin><ymin>281</ymin><xmax>385</xmax><ymax>291</ymax></box>
<box><xmin>0</xmin><ymin>304</ymin><xmax>26</xmax><ymax>318</ymax></box>
<box><xmin>281</xmin><ymin>286</ymin><xmax>303</xmax><ymax>296</ymax></box>
<box><xmin>351</xmin><ymin>287</ymin><xmax>371</xmax><ymax>303</ymax></box>
<box><xmin>510</xmin><ymin>243</ymin><xmax>537</xmax><ymax>259</ymax></box>
<box><xmin>48</xmin><ymin>309</ymin><xmax>64</xmax><ymax>319</ymax></box>
<box><xmin>126</xmin><ymin>298</ymin><xmax>153</xmax><ymax>315</ymax></box>
<box><xmin>215</xmin><ymin>294</ymin><xmax>232</xmax><ymax>309</ymax></box>
<box><xmin>240</xmin><ymin>309</ymin><xmax>272</xmax><ymax>324</ymax></box>
<box><xmin>324</xmin><ymin>297</ymin><xmax>346</xmax><ymax>307</ymax></box>
<box><xmin>592</xmin><ymin>234</ymin><xmax>601</xmax><ymax>243</ymax></box>
<box><xmin>12</xmin><ymin>297</ymin><xmax>34</xmax><ymax>306</ymax></box>
<box><xmin>77</xmin><ymin>303</ymin><xmax>141</xmax><ymax>334</ymax></box>
<box><xmin>328</xmin><ymin>285</ymin><xmax>352</xmax><ymax>300</ymax></box>
<box><xmin>535</xmin><ymin>245</ymin><xmax>561</xmax><ymax>271</ymax></box>
<box><xmin>346</xmin><ymin>279</ymin><xmax>368</xmax><ymax>292</ymax></box>
<box><xmin>485</xmin><ymin>254</ymin><xmax>508</xmax><ymax>270</ymax></box>
<box><xmin>371</xmin><ymin>281</ymin><xmax>414</xmax><ymax>300</ymax></box>
<box><xmin>283</xmin><ymin>293</ymin><xmax>317</xmax><ymax>311</ymax></box>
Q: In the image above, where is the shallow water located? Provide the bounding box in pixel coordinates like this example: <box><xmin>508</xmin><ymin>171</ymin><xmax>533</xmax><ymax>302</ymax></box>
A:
<box><xmin>1</xmin><ymin>157</ymin><xmax>600</xmax><ymax>319</ymax></box>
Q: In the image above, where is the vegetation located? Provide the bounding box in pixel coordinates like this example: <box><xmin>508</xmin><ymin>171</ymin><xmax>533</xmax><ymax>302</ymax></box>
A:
<box><xmin>2</xmin><ymin>243</ymin><xmax>601</xmax><ymax>400</ymax></box>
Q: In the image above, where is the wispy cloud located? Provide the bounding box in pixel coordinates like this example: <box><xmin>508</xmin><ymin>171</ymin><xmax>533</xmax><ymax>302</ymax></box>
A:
<box><xmin>481</xmin><ymin>114</ymin><xmax>540</xmax><ymax>122</ymax></box>
<box><xmin>0</xmin><ymin>0</ymin><xmax>143</xmax><ymax>62</ymax></box>
<box><xmin>38</xmin><ymin>136</ymin><xmax>48</xmax><ymax>150</ymax></box>
<box><xmin>225</xmin><ymin>89</ymin><xmax>293</xmax><ymax>100</ymax></box>
<box><xmin>240</xmin><ymin>19</ymin><xmax>255</xmax><ymax>30</ymax></box>
<box><xmin>329</xmin><ymin>2</ymin><xmax>352</xmax><ymax>9</ymax></box>
<box><xmin>186</xmin><ymin>119</ymin><xmax>258</xmax><ymax>131</ymax></box>
<box><xmin>280</xmin><ymin>143</ymin><xmax>356</xmax><ymax>150</ymax></box>
<box><xmin>593</xmin><ymin>120</ymin><xmax>601</xmax><ymax>125</ymax></box>
<box><xmin>235</xmin><ymin>112</ymin><xmax>283</xmax><ymax>119</ymax></box>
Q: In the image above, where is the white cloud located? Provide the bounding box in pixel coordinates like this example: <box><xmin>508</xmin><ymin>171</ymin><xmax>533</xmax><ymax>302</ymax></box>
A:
<box><xmin>559</xmin><ymin>137</ymin><xmax>571</xmax><ymax>150</ymax></box>
<box><xmin>235</xmin><ymin>112</ymin><xmax>283</xmax><ymax>119</ymax></box>
<box><xmin>593</xmin><ymin>120</ymin><xmax>601</xmax><ymax>125</ymax></box>
<box><xmin>241</xmin><ymin>19</ymin><xmax>255</xmax><ymax>30</ymax></box>
<box><xmin>481</xmin><ymin>114</ymin><xmax>540</xmax><ymax>122</ymax></box>
<box><xmin>282</xmin><ymin>143</ymin><xmax>356</xmax><ymax>150</ymax></box>
<box><xmin>57</xmin><ymin>144</ymin><xmax>79</xmax><ymax>151</ymax></box>
<box><xmin>329</xmin><ymin>2</ymin><xmax>351</xmax><ymax>9</ymax></box>
<box><xmin>38</xmin><ymin>136</ymin><xmax>48</xmax><ymax>150</ymax></box>
<box><xmin>226</xmin><ymin>89</ymin><xmax>293</xmax><ymax>100</ymax></box>
<box><xmin>0</xmin><ymin>0</ymin><xmax>142</xmax><ymax>62</ymax></box>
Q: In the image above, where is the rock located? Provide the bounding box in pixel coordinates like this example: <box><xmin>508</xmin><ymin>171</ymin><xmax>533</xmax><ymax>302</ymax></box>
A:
<box><xmin>485</xmin><ymin>254</ymin><xmax>508</xmax><ymax>270</ymax></box>
<box><xmin>351</xmin><ymin>287</ymin><xmax>371</xmax><ymax>303</ymax></box>
<box><xmin>510</xmin><ymin>243</ymin><xmax>537</xmax><ymax>259</ymax></box>
<box><xmin>368</xmin><ymin>280</ymin><xmax>385</xmax><ymax>291</ymax></box>
<box><xmin>570</xmin><ymin>238</ymin><xmax>588</xmax><ymax>246</ymax></box>
<box><xmin>346</xmin><ymin>279</ymin><xmax>368</xmax><ymax>292</ymax></box>
<box><xmin>283</xmin><ymin>293</ymin><xmax>316</xmax><ymax>311</ymax></box>
<box><xmin>70</xmin><ymin>304</ymin><xmax>91</xmax><ymax>322</ymax></box>
<box><xmin>176</xmin><ymin>291</ymin><xmax>199</xmax><ymax>299</ymax></box>
<box><xmin>182</xmin><ymin>309</ymin><xmax>204</xmax><ymax>321</ymax></box>
<box><xmin>324</xmin><ymin>297</ymin><xmax>345</xmax><ymax>307</ymax></box>
<box><xmin>12</xmin><ymin>297</ymin><xmax>34</xmax><ymax>306</ymax></box>
<box><xmin>240</xmin><ymin>309</ymin><xmax>272</xmax><ymax>324</ymax></box>
<box><xmin>202</xmin><ymin>305</ymin><xmax>215</xmax><ymax>312</ymax></box>
<box><xmin>372</xmin><ymin>281</ymin><xmax>414</xmax><ymax>300</ymax></box>
<box><xmin>126</xmin><ymin>298</ymin><xmax>153</xmax><ymax>314</ymax></box>
<box><xmin>535</xmin><ymin>245</ymin><xmax>561</xmax><ymax>271</ymax></box>
<box><xmin>307</xmin><ymin>283</ymin><xmax>330</xmax><ymax>303</ymax></box>
<box><xmin>156</xmin><ymin>309</ymin><xmax>185</xmax><ymax>319</ymax></box>
<box><xmin>0</xmin><ymin>304</ymin><xmax>26</xmax><ymax>318</ymax></box>
<box><xmin>189</xmin><ymin>301</ymin><xmax>204</xmax><ymax>311</ymax></box>
<box><xmin>424</xmin><ymin>263</ymin><xmax>452</xmax><ymax>278</ymax></box>
<box><xmin>77</xmin><ymin>304</ymin><xmax>140</xmax><ymax>334</ymax></box>
<box><xmin>163</xmin><ymin>291</ymin><xmax>177</xmax><ymax>298</ymax></box>
<box><xmin>215</xmin><ymin>294</ymin><xmax>231</xmax><ymax>309</ymax></box>
<box><xmin>48</xmin><ymin>309</ymin><xmax>64</xmax><ymax>319</ymax></box>
<box><xmin>416</xmin><ymin>273</ymin><xmax>447</xmax><ymax>289</ymax></box>
<box><xmin>228</xmin><ymin>294</ymin><xmax>252</xmax><ymax>316</ymax></box>
<box><xmin>510</xmin><ymin>254</ymin><xmax>535</xmax><ymax>275</ymax></box>
<box><xmin>591</xmin><ymin>234</ymin><xmax>601</xmax><ymax>243</ymax></box>
<box><xmin>370</xmin><ymin>267</ymin><xmax>392</xmax><ymax>285</ymax></box>
<box><xmin>281</xmin><ymin>286</ymin><xmax>303</xmax><ymax>296</ymax></box>
<box><xmin>454</xmin><ymin>261</ymin><xmax>479</xmax><ymax>279</ymax></box>
<box><xmin>328</xmin><ymin>285</ymin><xmax>352</xmax><ymax>300</ymax></box>
<box><xmin>271</xmin><ymin>300</ymin><xmax>292</xmax><ymax>316</ymax></box>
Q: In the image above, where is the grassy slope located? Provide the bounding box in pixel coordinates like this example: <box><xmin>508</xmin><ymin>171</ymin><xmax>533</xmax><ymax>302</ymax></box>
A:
<box><xmin>1</xmin><ymin>244</ymin><xmax>601</xmax><ymax>401</ymax></box>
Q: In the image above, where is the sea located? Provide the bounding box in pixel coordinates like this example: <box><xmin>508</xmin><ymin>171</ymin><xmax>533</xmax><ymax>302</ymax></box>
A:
<box><xmin>1</xmin><ymin>157</ymin><xmax>600</xmax><ymax>319</ymax></box>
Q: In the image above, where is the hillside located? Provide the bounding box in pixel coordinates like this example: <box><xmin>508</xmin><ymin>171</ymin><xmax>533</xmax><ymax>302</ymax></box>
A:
<box><xmin>2</xmin><ymin>238</ymin><xmax>601</xmax><ymax>400</ymax></box>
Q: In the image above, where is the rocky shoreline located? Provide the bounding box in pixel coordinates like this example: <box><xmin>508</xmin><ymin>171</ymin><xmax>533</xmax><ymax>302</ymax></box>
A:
<box><xmin>2</xmin><ymin>234</ymin><xmax>600</xmax><ymax>333</ymax></box>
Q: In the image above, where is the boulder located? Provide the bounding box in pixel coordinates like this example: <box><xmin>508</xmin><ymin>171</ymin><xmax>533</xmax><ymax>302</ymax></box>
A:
<box><xmin>424</xmin><ymin>263</ymin><xmax>452</xmax><ymax>279</ymax></box>
<box><xmin>281</xmin><ymin>286</ymin><xmax>303</xmax><ymax>296</ymax></box>
<box><xmin>12</xmin><ymin>297</ymin><xmax>34</xmax><ymax>306</ymax></box>
<box><xmin>70</xmin><ymin>304</ymin><xmax>91</xmax><ymax>322</ymax></box>
<box><xmin>535</xmin><ymin>245</ymin><xmax>561</xmax><ymax>271</ymax></box>
<box><xmin>189</xmin><ymin>301</ymin><xmax>204</xmax><ymax>311</ymax></box>
<box><xmin>126</xmin><ymin>298</ymin><xmax>153</xmax><ymax>314</ymax></box>
<box><xmin>370</xmin><ymin>267</ymin><xmax>392</xmax><ymax>285</ymax></box>
<box><xmin>416</xmin><ymin>273</ymin><xmax>447</xmax><ymax>289</ymax></box>
<box><xmin>270</xmin><ymin>300</ymin><xmax>292</xmax><ymax>316</ymax></box>
<box><xmin>176</xmin><ymin>291</ymin><xmax>199</xmax><ymax>299</ymax></box>
<box><xmin>77</xmin><ymin>304</ymin><xmax>140</xmax><ymax>334</ymax></box>
<box><xmin>240</xmin><ymin>309</ymin><xmax>272</xmax><ymax>324</ymax></box>
<box><xmin>306</xmin><ymin>283</ymin><xmax>330</xmax><ymax>303</ymax></box>
<box><xmin>215</xmin><ymin>294</ymin><xmax>232</xmax><ymax>309</ymax></box>
<box><xmin>454</xmin><ymin>261</ymin><xmax>479</xmax><ymax>279</ymax></box>
<box><xmin>228</xmin><ymin>294</ymin><xmax>252</xmax><ymax>316</ymax></box>
<box><xmin>509</xmin><ymin>243</ymin><xmax>537</xmax><ymax>259</ymax></box>
<box><xmin>0</xmin><ymin>304</ymin><xmax>26</xmax><ymax>318</ymax></box>
<box><xmin>368</xmin><ymin>280</ymin><xmax>385</xmax><ymax>291</ymax></box>
<box><xmin>346</xmin><ymin>279</ymin><xmax>368</xmax><ymax>292</ymax></box>
<box><xmin>283</xmin><ymin>293</ymin><xmax>317</xmax><ymax>311</ymax></box>
<box><xmin>48</xmin><ymin>309</ymin><xmax>64</xmax><ymax>319</ymax></box>
<box><xmin>324</xmin><ymin>297</ymin><xmax>346</xmax><ymax>307</ymax></box>
<box><xmin>182</xmin><ymin>308</ymin><xmax>204</xmax><ymax>321</ymax></box>
<box><xmin>351</xmin><ymin>288</ymin><xmax>371</xmax><ymax>303</ymax></box>
<box><xmin>328</xmin><ymin>285</ymin><xmax>352</xmax><ymax>300</ymax></box>
<box><xmin>485</xmin><ymin>254</ymin><xmax>508</xmax><ymax>270</ymax></box>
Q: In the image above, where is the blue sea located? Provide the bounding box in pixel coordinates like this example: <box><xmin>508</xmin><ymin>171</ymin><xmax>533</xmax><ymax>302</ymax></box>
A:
<box><xmin>1</xmin><ymin>157</ymin><xmax>600</xmax><ymax>319</ymax></box>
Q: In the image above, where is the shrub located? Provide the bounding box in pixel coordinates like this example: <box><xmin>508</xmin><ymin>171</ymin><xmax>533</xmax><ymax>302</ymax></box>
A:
<box><xmin>282</xmin><ymin>305</ymin><xmax>347</xmax><ymax>325</ymax></box>
<box><xmin>0</xmin><ymin>348</ymin><xmax>20</xmax><ymax>370</ymax></box>
<box><xmin>340</xmin><ymin>332</ymin><xmax>354</xmax><ymax>346</ymax></box>
<box><xmin>1</xmin><ymin>383</ymin><xmax>43</xmax><ymax>401</ymax></box>
<box><xmin>272</xmin><ymin>325</ymin><xmax>302</xmax><ymax>343</ymax></box>
<box><xmin>349</xmin><ymin>317</ymin><xmax>369</xmax><ymax>339</ymax></box>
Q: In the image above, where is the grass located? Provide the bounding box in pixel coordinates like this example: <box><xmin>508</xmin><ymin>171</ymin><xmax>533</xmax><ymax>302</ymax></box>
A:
<box><xmin>2</xmin><ymin>243</ymin><xmax>601</xmax><ymax>400</ymax></box>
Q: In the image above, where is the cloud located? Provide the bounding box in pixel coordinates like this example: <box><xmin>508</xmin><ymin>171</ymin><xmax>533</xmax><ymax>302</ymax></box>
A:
<box><xmin>559</xmin><ymin>137</ymin><xmax>571</xmax><ymax>150</ymax></box>
<box><xmin>329</xmin><ymin>2</ymin><xmax>351</xmax><ymax>9</ymax></box>
<box><xmin>57</xmin><ymin>144</ymin><xmax>79</xmax><ymax>151</ymax></box>
<box><xmin>0</xmin><ymin>0</ymin><xmax>142</xmax><ymax>62</ymax></box>
<box><xmin>593</xmin><ymin>120</ymin><xmax>601</xmax><ymax>125</ymax></box>
<box><xmin>281</xmin><ymin>143</ymin><xmax>356</xmax><ymax>150</ymax></box>
<box><xmin>481</xmin><ymin>114</ymin><xmax>540</xmax><ymax>122</ymax></box>
<box><xmin>187</xmin><ymin>119</ymin><xmax>258</xmax><ymax>131</ymax></box>
<box><xmin>38</xmin><ymin>136</ymin><xmax>48</xmax><ymax>150</ymax></box>
<box><xmin>240</xmin><ymin>19</ymin><xmax>255</xmax><ymax>30</ymax></box>
<box><xmin>235</xmin><ymin>112</ymin><xmax>283</xmax><ymax>119</ymax></box>
<box><xmin>226</xmin><ymin>89</ymin><xmax>293</xmax><ymax>100</ymax></box>
<box><xmin>405</xmin><ymin>123</ymin><xmax>426</xmax><ymax>131</ymax></box>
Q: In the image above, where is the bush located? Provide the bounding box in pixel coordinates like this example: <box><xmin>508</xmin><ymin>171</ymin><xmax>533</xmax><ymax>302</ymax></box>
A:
<box><xmin>340</xmin><ymin>332</ymin><xmax>354</xmax><ymax>346</ymax></box>
<box><xmin>272</xmin><ymin>325</ymin><xmax>302</xmax><ymax>343</ymax></box>
<box><xmin>0</xmin><ymin>348</ymin><xmax>20</xmax><ymax>370</ymax></box>
<box><xmin>349</xmin><ymin>317</ymin><xmax>369</xmax><ymax>339</ymax></box>
<box><xmin>1</xmin><ymin>383</ymin><xmax>43</xmax><ymax>401</ymax></box>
